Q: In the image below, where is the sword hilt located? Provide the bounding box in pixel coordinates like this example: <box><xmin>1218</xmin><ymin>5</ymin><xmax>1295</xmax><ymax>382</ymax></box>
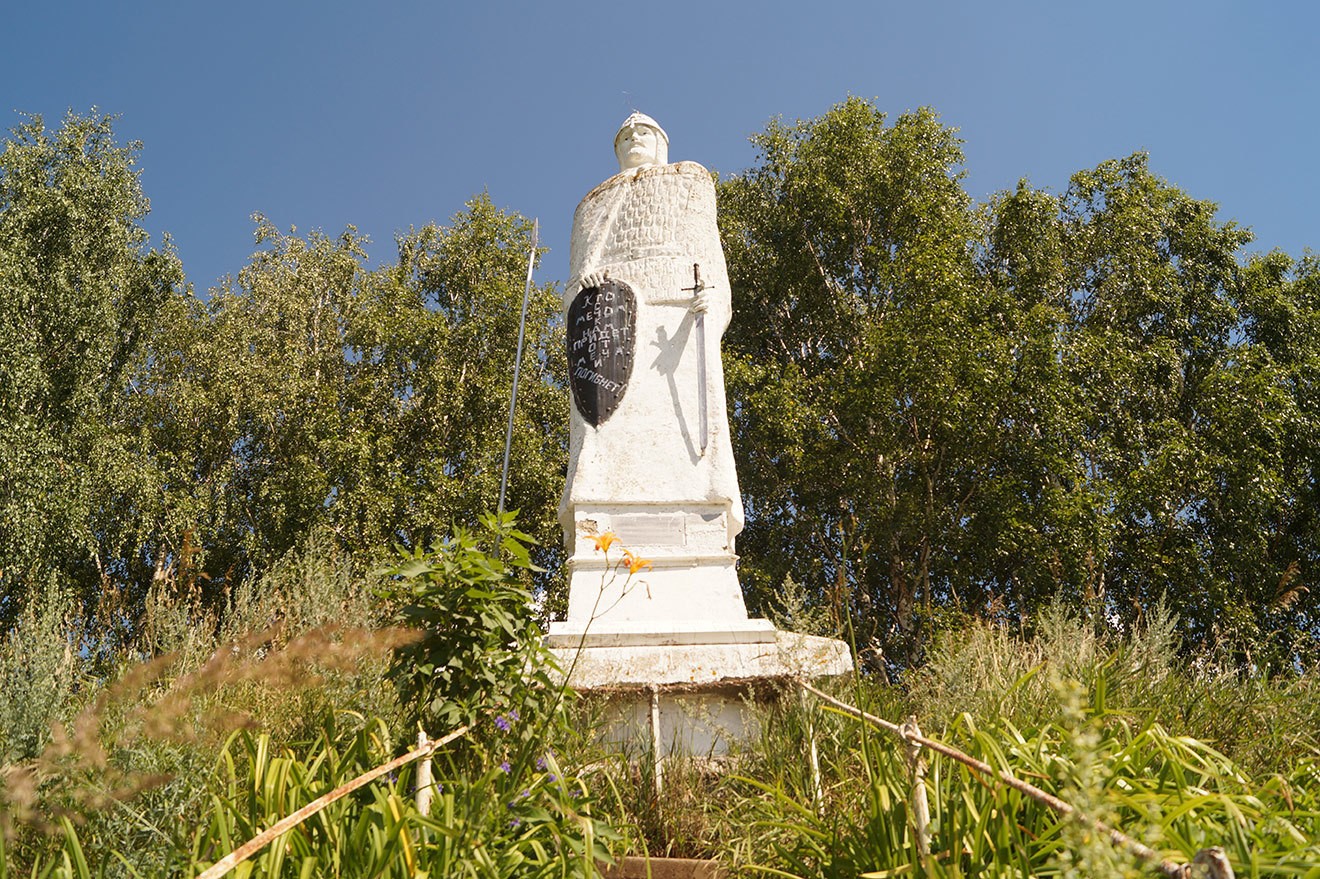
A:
<box><xmin>682</xmin><ymin>262</ymin><xmax>708</xmax><ymax>295</ymax></box>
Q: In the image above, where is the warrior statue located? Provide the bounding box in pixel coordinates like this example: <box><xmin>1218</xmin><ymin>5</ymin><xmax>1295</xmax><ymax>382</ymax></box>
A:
<box><xmin>558</xmin><ymin>113</ymin><xmax>747</xmax><ymax>625</ymax></box>
<box><xmin>548</xmin><ymin>116</ymin><xmax>852</xmax><ymax>731</ymax></box>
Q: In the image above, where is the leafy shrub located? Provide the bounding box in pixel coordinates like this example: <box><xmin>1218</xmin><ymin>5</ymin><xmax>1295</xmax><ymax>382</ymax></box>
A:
<box><xmin>379</xmin><ymin>512</ymin><xmax>563</xmax><ymax>733</ymax></box>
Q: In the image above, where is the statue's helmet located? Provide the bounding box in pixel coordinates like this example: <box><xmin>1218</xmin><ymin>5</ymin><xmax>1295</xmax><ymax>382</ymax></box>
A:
<box><xmin>614</xmin><ymin>112</ymin><xmax>669</xmax><ymax>153</ymax></box>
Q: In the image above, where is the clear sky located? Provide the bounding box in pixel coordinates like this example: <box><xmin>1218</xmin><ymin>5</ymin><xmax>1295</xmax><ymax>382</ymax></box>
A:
<box><xmin>4</xmin><ymin>2</ymin><xmax>1317</xmax><ymax>294</ymax></box>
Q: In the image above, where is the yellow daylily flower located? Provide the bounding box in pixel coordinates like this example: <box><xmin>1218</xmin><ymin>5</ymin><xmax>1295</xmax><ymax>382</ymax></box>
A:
<box><xmin>622</xmin><ymin>549</ymin><xmax>652</xmax><ymax>575</ymax></box>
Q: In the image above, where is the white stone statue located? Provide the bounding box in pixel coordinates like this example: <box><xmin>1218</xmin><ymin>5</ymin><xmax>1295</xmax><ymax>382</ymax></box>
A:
<box><xmin>557</xmin><ymin>112</ymin><xmax>746</xmax><ymax>625</ymax></box>
<box><xmin>547</xmin><ymin>117</ymin><xmax>852</xmax><ymax>756</ymax></box>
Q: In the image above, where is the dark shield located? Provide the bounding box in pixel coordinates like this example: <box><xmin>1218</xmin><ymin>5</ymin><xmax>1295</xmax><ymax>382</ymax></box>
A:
<box><xmin>567</xmin><ymin>278</ymin><xmax>636</xmax><ymax>426</ymax></box>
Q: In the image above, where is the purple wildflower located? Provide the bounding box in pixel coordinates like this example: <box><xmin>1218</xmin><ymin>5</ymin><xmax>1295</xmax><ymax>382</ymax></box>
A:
<box><xmin>509</xmin><ymin>709</ymin><xmax>520</xmax><ymax>722</ymax></box>
<box><xmin>494</xmin><ymin>715</ymin><xmax>511</xmax><ymax>733</ymax></box>
<box><xmin>547</xmin><ymin>773</ymin><xmax>557</xmax><ymax>783</ymax></box>
<box><xmin>536</xmin><ymin>756</ymin><xmax>546</xmax><ymax>770</ymax></box>
<box><xmin>499</xmin><ymin>760</ymin><xmax>511</xmax><ymax>773</ymax></box>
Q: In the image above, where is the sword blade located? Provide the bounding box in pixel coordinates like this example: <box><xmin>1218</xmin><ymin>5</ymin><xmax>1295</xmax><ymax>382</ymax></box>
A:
<box><xmin>696</xmin><ymin>311</ymin><xmax>708</xmax><ymax>456</ymax></box>
<box><xmin>683</xmin><ymin>263</ymin><xmax>711</xmax><ymax>457</ymax></box>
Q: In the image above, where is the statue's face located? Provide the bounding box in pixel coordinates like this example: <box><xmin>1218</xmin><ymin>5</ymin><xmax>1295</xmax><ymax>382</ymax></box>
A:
<box><xmin>616</xmin><ymin>124</ymin><xmax>665</xmax><ymax>171</ymax></box>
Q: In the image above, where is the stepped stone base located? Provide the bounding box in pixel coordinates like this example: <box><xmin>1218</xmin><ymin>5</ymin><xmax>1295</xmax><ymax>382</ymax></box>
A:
<box><xmin>547</xmin><ymin>621</ymin><xmax>851</xmax><ymax>687</ymax></box>
<box><xmin>547</xmin><ymin>622</ymin><xmax>851</xmax><ymax>756</ymax></box>
<box><xmin>552</xmin><ymin>502</ymin><xmax>852</xmax><ymax>755</ymax></box>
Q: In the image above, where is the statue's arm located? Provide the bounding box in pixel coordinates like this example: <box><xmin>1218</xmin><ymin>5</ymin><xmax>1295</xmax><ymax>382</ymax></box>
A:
<box><xmin>647</xmin><ymin>285</ymin><xmax>710</xmax><ymax>310</ymax></box>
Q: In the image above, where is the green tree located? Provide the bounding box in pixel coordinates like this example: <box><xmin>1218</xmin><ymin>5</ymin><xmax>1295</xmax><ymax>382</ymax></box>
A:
<box><xmin>720</xmin><ymin>99</ymin><xmax>1318</xmax><ymax>666</ymax></box>
<box><xmin>1054</xmin><ymin>154</ymin><xmax>1303</xmax><ymax>657</ymax></box>
<box><xmin>150</xmin><ymin>196</ymin><xmax>567</xmax><ymax>608</ymax></box>
<box><xmin>1224</xmin><ymin>249</ymin><xmax>1320</xmax><ymax>665</ymax></box>
<box><xmin>968</xmin><ymin>181</ymin><xmax>1097</xmax><ymax>622</ymax></box>
<box><xmin>719</xmin><ymin>98</ymin><xmax>1013</xmax><ymax>664</ymax></box>
<box><xmin>369</xmin><ymin>198</ymin><xmax>567</xmax><ymax>563</ymax></box>
<box><xmin>0</xmin><ymin>111</ymin><xmax>183</xmax><ymax>631</ymax></box>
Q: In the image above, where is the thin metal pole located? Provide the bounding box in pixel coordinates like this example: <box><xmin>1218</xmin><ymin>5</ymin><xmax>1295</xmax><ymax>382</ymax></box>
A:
<box><xmin>499</xmin><ymin>218</ymin><xmax>538</xmax><ymax>514</ymax></box>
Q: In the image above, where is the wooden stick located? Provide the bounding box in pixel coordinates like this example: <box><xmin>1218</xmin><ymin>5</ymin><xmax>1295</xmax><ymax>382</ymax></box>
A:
<box><xmin>414</xmin><ymin>729</ymin><xmax>435</xmax><ymax>817</ymax></box>
<box><xmin>900</xmin><ymin>715</ymin><xmax>931</xmax><ymax>858</ymax></box>
<box><xmin>197</xmin><ymin>725</ymin><xmax>469</xmax><ymax>879</ymax></box>
<box><xmin>800</xmin><ymin>686</ymin><xmax>824</xmax><ymax>811</ymax></box>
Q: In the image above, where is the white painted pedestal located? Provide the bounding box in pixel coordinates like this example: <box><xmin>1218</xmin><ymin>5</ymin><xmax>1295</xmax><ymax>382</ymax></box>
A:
<box><xmin>547</xmin><ymin>503</ymin><xmax>852</xmax><ymax>757</ymax></box>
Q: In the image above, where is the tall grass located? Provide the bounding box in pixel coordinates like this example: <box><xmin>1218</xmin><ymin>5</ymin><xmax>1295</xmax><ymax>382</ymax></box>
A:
<box><xmin>587</xmin><ymin>606</ymin><xmax>1320</xmax><ymax>877</ymax></box>
<box><xmin>4</xmin><ymin>528</ymin><xmax>1319</xmax><ymax>877</ymax></box>
<box><xmin>0</xmin><ymin>531</ymin><xmax>400</xmax><ymax>875</ymax></box>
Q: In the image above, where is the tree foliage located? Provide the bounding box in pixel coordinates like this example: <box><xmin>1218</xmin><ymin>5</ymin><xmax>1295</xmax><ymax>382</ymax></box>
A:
<box><xmin>720</xmin><ymin>97</ymin><xmax>1319</xmax><ymax>668</ymax></box>
<box><xmin>719</xmin><ymin>100</ymin><xmax>996</xmax><ymax>662</ymax></box>
<box><xmin>143</xmin><ymin>196</ymin><xmax>567</xmax><ymax>618</ymax></box>
<box><xmin>0</xmin><ymin>111</ymin><xmax>183</xmax><ymax>631</ymax></box>
<box><xmin>0</xmin><ymin>111</ymin><xmax>564</xmax><ymax>642</ymax></box>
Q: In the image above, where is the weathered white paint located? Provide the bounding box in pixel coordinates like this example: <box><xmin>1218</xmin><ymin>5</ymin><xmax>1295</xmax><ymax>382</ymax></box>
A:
<box><xmin>548</xmin><ymin>629</ymin><xmax>853</xmax><ymax>687</ymax></box>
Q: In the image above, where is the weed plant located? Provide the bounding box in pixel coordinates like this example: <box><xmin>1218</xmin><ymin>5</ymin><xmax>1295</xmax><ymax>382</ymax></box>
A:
<box><xmin>1</xmin><ymin>579</ymin><xmax>78</xmax><ymax>764</ymax></box>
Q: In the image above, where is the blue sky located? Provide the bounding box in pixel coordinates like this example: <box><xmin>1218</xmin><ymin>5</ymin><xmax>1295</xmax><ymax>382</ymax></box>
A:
<box><xmin>4</xmin><ymin>2</ymin><xmax>1316</xmax><ymax>293</ymax></box>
